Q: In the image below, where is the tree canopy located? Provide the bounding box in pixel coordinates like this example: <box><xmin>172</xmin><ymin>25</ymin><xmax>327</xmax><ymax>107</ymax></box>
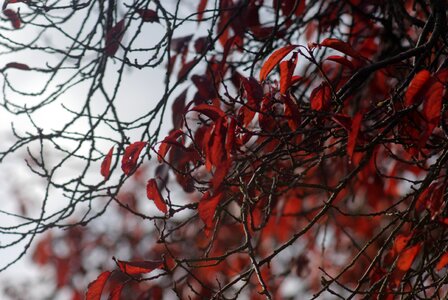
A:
<box><xmin>1</xmin><ymin>0</ymin><xmax>448</xmax><ymax>299</ymax></box>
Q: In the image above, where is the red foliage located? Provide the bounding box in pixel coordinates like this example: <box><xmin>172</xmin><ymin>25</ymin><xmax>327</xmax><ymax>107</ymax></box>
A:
<box><xmin>6</xmin><ymin>0</ymin><xmax>448</xmax><ymax>299</ymax></box>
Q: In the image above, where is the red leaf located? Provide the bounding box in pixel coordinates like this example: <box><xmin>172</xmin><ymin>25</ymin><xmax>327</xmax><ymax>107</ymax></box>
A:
<box><xmin>198</xmin><ymin>192</ymin><xmax>222</xmax><ymax>236</ymax></box>
<box><xmin>325</xmin><ymin>55</ymin><xmax>355</xmax><ymax>69</ymax></box>
<box><xmin>190</xmin><ymin>104</ymin><xmax>225</xmax><ymax>121</ymax></box>
<box><xmin>279</xmin><ymin>52</ymin><xmax>298</xmax><ymax>94</ymax></box>
<box><xmin>116</xmin><ymin>259</ymin><xmax>163</xmax><ymax>276</ymax></box>
<box><xmin>259</xmin><ymin>45</ymin><xmax>297</xmax><ymax>81</ymax></box>
<box><xmin>105</xmin><ymin>19</ymin><xmax>125</xmax><ymax>56</ymax></box>
<box><xmin>4</xmin><ymin>62</ymin><xmax>29</xmax><ymax>70</ymax></box>
<box><xmin>121</xmin><ymin>142</ymin><xmax>146</xmax><ymax>175</ymax></box>
<box><xmin>4</xmin><ymin>9</ymin><xmax>20</xmax><ymax>29</ymax></box>
<box><xmin>146</xmin><ymin>178</ymin><xmax>168</xmax><ymax>213</ymax></box>
<box><xmin>397</xmin><ymin>244</ymin><xmax>421</xmax><ymax>272</ymax></box>
<box><xmin>137</xmin><ymin>9</ymin><xmax>159</xmax><ymax>23</ymax></box>
<box><xmin>423</xmin><ymin>80</ymin><xmax>444</xmax><ymax>123</ymax></box>
<box><xmin>157</xmin><ymin>129</ymin><xmax>184</xmax><ymax>163</ymax></box>
<box><xmin>242</xmin><ymin>76</ymin><xmax>263</xmax><ymax>108</ymax></box>
<box><xmin>101</xmin><ymin>147</ymin><xmax>114</xmax><ymax>179</ymax></box>
<box><xmin>319</xmin><ymin>38</ymin><xmax>364</xmax><ymax>60</ymax></box>
<box><xmin>197</xmin><ymin>0</ymin><xmax>208</xmax><ymax>22</ymax></box>
<box><xmin>436</xmin><ymin>252</ymin><xmax>448</xmax><ymax>271</ymax></box>
<box><xmin>404</xmin><ymin>70</ymin><xmax>431</xmax><ymax>106</ymax></box>
<box><xmin>177</xmin><ymin>59</ymin><xmax>197</xmax><ymax>80</ymax></box>
<box><xmin>86</xmin><ymin>271</ymin><xmax>111</xmax><ymax>300</ymax></box>
<box><xmin>172</xmin><ymin>89</ymin><xmax>187</xmax><ymax>128</ymax></box>
<box><xmin>108</xmin><ymin>283</ymin><xmax>124</xmax><ymax>300</ymax></box>
<box><xmin>310</xmin><ymin>83</ymin><xmax>331</xmax><ymax>111</ymax></box>
<box><xmin>347</xmin><ymin>113</ymin><xmax>362</xmax><ymax>159</ymax></box>
<box><xmin>331</xmin><ymin>114</ymin><xmax>352</xmax><ymax>131</ymax></box>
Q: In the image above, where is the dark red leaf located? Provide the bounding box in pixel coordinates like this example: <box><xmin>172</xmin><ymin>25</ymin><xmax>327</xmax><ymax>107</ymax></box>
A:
<box><xmin>4</xmin><ymin>9</ymin><xmax>20</xmax><ymax>29</ymax></box>
<box><xmin>319</xmin><ymin>38</ymin><xmax>364</xmax><ymax>60</ymax></box>
<box><xmin>436</xmin><ymin>252</ymin><xmax>448</xmax><ymax>271</ymax></box>
<box><xmin>198</xmin><ymin>192</ymin><xmax>222</xmax><ymax>236</ymax></box>
<box><xmin>242</xmin><ymin>76</ymin><xmax>263</xmax><ymax>109</ymax></box>
<box><xmin>397</xmin><ymin>244</ymin><xmax>421</xmax><ymax>272</ymax></box>
<box><xmin>190</xmin><ymin>104</ymin><xmax>225</xmax><ymax>121</ymax></box>
<box><xmin>137</xmin><ymin>9</ymin><xmax>159</xmax><ymax>23</ymax></box>
<box><xmin>108</xmin><ymin>282</ymin><xmax>124</xmax><ymax>300</ymax></box>
<box><xmin>116</xmin><ymin>259</ymin><xmax>163</xmax><ymax>276</ymax></box>
<box><xmin>157</xmin><ymin>129</ymin><xmax>184</xmax><ymax>163</ymax></box>
<box><xmin>325</xmin><ymin>55</ymin><xmax>355</xmax><ymax>69</ymax></box>
<box><xmin>423</xmin><ymin>80</ymin><xmax>443</xmax><ymax>123</ymax></box>
<box><xmin>146</xmin><ymin>178</ymin><xmax>168</xmax><ymax>213</ymax></box>
<box><xmin>172</xmin><ymin>89</ymin><xmax>187</xmax><ymax>128</ymax></box>
<box><xmin>4</xmin><ymin>62</ymin><xmax>30</xmax><ymax>70</ymax></box>
<box><xmin>101</xmin><ymin>147</ymin><xmax>114</xmax><ymax>179</ymax></box>
<box><xmin>86</xmin><ymin>271</ymin><xmax>111</xmax><ymax>300</ymax></box>
<box><xmin>404</xmin><ymin>70</ymin><xmax>431</xmax><ymax>106</ymax></box>
<box><xmin>105</xmin><ymin>19</ymin><xmax>125</xmax><ymax>56</ymax></box>
<box><xmin>177</xmin><ymin>59</ymin><xmax>197</xmax><ymax>80</ymax></box>
<box><xmin>121</xmin><ymin>142</ymin><xmax>147</xmax><ymax>175</ymax></box>
<box><xmin>310</xmin><ymin>83</ymin><xmax>331</xmax><ymax>111</ymax></box>
<box><xmin>279</xmin><ymin>52</ymin><xmax>298</xmax><ymax>94</ymax></box>
<box><xmin>259</xmin><ymin>45</ymin><xmax>297</xmax><ymax>81</ymax></box>
<box><xmin>197</xmin><ymin>0</ymin><xmax>208</xmax><ymax>22</ymax></box>
<box><xmin>347</xmin><ymin>113</ymin><xmax>362</xmax><ymax>159</ymax></box>
<box><xmin>331</xmin><ymin>114</ymin><xmax>352</xmax><ymax>131</ymax></box>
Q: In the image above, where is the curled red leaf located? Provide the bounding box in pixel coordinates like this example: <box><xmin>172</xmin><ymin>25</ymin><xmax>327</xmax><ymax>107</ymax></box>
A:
<box><xmin>146</xmin><ymin>178</ymin><xmax>168</xmax><ymax>213</ymax></box>
<box><xmin>157</xmin><ymin>129</ymin><xmax>184</xmax><ymax>163</ymax></box>
<box><xmin>190</xmin><ymin>104</ymin><xmax>225</xmax><ymax>121</ymax></box>
<box><xmin>100</xmin><ymin>147</ymin><xmax>114</xmax><ymax>179</ymax></box>
<box><xmin>259</xmin><ymin>45</ymin><xmax>297</xmax><ymax>81</ymax></box>
<box><xmin>115</xmin><ymin>259</ymin><xmax>163</xmax><ymax>276</ymax></box>
<box><xmin>319</xmin><ymin>38</ymin><xmax>364</xmax><ymax>60</ymax></box>
<box><xmin>121</xmin><ymin>142</ymin><xmax>146</xmax><ymax>175</ymax></box>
